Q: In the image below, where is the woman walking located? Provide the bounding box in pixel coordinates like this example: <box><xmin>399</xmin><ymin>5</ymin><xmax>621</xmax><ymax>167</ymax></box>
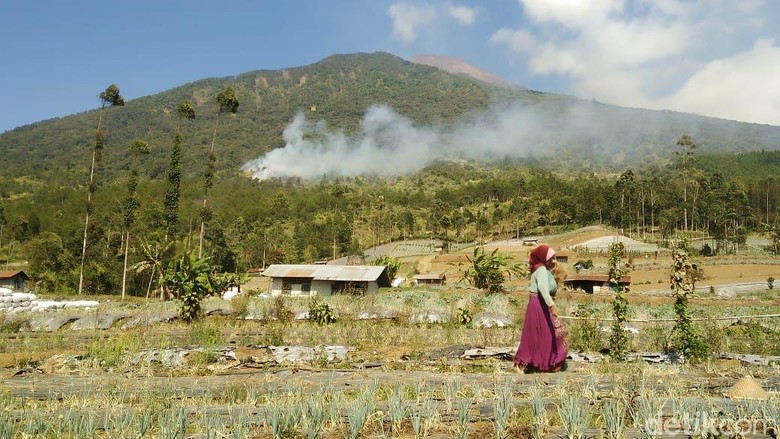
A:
<box><xmin>514</xmin><ymin>244</ymin><xmax>568</xmax><ymax>372</ymax></box>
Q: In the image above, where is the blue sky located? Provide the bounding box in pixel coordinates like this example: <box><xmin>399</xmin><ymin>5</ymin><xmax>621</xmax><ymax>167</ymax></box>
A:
<box><xmin>2</xmin><ymin>0</ymin><xmax>780</xmax><ymax>133</ymax></box>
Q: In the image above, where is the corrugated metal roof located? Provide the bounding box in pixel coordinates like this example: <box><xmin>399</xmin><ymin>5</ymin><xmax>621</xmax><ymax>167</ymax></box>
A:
<box><xmin>262</xmin><ymin>265</ymin><xmax>388</xmax><ymax>282</ymax></box>
<box><xmin>261</xmin><ymin>265</ymin><xmax>319</xmax><ymax>278</ymax></box>
<box><xmin>0</xmin><ymin>270</ymin><xmax>28</xmax><ymax>279</ymax></box>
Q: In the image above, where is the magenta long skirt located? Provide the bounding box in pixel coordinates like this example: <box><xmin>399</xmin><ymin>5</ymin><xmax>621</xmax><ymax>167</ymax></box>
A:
<box><xmin>514</xmin><ymin>294</ymin><xmax>568</xmax><ymax>371</ymax></box>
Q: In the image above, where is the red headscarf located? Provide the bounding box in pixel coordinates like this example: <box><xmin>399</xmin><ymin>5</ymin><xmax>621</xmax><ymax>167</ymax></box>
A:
<box><xmin>529</xmin><ymin>244</ymin><xmax>556</xmax><ymax>273</ymax></box>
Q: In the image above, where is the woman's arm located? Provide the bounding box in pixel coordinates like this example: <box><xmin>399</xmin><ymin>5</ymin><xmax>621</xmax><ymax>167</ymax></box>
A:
<box><xmin>536</xmin><ymin>267</ymin><xmax>556</xmax><ymax>310</ymax></box>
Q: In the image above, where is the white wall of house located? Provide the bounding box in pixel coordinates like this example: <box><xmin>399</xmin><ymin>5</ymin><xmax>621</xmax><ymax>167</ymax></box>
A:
<box><xmin>312</xmin><ymin>280</ymin><xmax>332</xmax><ymax>295</ymax></box>
<box><xmin>270</xmin><ymin>278</ymin><xmax>283</xmax><ymax>296</ymax></box>
<box><xmin>269</xmin><ymin>278</ymin><xmax>379</xmax><ymax>296</ymax></box>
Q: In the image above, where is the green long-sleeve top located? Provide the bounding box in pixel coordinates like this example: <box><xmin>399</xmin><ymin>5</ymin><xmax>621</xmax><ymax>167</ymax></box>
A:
<box><xmin>529</xmin><ymin>266</ymin><xmax>557</xmax><ymax>307</ymax></box>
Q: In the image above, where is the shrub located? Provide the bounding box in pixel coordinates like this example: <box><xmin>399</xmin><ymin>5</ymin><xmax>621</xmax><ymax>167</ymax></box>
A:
<box><xmin>768</xmin><ymin>276</ymin><xmax>775</xmax><ymax>290</ymax></box>
<box><xmin>669</xmin><ymin>243</ymin><xmax>709</xmax><ymax>363</ymax></box>
<box><xmin>372</xmin><ymin>255</ymin><xmax>403</xmax><ymax>280</ymax></box>
<box><xmin>230</xmin><ymin>293</ymin><xmax>251</xmax><ymax>319</ymax></box>
<box><xmin>309</xmin><ymin>299</ymin><xmax>337</xmax><ymax>325</ymax></box>
<box><xmin>460</xmin><ymin>246</ymin><xmax>524</xmax><ymax>294</ymax></box>
<box><xmin>271</xmin><ymin>295</ymin><xmax>293</xmax><ymax>323</ymax></box>
<box><xmin>569</xmin><ymin>305</ymin><xmax>601</xmax><ymax>352</ymax></box>
<box><xmin>456</xmin><ymin>307</ymin><xmax>472</xmax><ymax>326</ymax></box>
<box><xmin>608</xmin><ymin>242</ymin><xmax>630</xmax><ymax>361</ymax></box>
<box><xmin>164</xmin><ymin>252</ymin><xmax>227</xmax><ymax>323</ymax></box>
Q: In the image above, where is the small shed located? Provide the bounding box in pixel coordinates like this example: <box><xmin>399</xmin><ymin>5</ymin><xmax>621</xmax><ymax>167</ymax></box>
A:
<box><xmin>563</xmin><ymin>274</ymin><xmax>631</xmax><ymax>294</ymax></box>
<box><xmin>262</xmin><ymin>264</ymin><xmax>391</xmax><ymax>296</ymax></box>
<box><xmin>413</xmin><ymin>273</ymin><xmax>447</xmax><ymax>287</ymax></box>
<box><xmin>0</xmin><ymin>270</ymin><xmax>29</xmax><ymax>292</ymax></box>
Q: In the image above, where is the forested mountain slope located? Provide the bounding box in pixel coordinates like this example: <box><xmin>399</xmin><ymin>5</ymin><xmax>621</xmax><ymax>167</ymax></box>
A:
<box><xmin>1</xmin><ymin>51</ymin><xmax>779</xmax><ymax>186</ymax></box>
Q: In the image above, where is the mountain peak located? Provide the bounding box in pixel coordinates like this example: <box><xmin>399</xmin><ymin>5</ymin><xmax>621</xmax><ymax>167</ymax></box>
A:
<box><xmin>411</xmin><ymin>54</ymin><xmax>514</xmax><ymax>87</ymax></box>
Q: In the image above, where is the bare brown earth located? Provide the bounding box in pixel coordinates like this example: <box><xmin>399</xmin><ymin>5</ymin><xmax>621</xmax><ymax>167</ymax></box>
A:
<box><xmin>424</xmin><ymin>227</ymin><xmax>779</xmax><ymax>295</ymax></box>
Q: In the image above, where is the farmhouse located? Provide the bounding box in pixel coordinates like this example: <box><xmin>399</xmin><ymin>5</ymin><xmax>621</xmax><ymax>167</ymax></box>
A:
<box><xmin>0</xmin><ymin>270</ymin><xmax>28</xmax><ymax>292</ymax></box>
<box><xmin>262</xmin><ymin>264</ymin><xmax>391</xmax><ymax>296</ymax></box>
<box><xmin>413</xmin><ymin>272</ymin><xmax>446</xmax><ymax>287</ymax></box>
<box><xmin>563</xmin><ymin>274</ymin><xmax>631</xmax><ymax>294</ymax></box>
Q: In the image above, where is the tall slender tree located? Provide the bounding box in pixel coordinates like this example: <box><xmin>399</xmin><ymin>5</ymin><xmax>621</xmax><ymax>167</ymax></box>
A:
<box><xmin>121</xmin><ymin>140</ymin><xmax>150</xmax><ymax>299</ymax></box>
<box><xmin>675</xmin><ymin>134</ymin><xmax>697</xmax><ymax>233</ymax></box>
<box><xmin>78</xmin><ymin>84</ymin><xmax>124</xmax><ymax>295</ymax></box>
<box><xmin>0</xmin><ymin>202</ymin><xmax>6</xmax><ymax>251</ymax></box>
<box><xmin>164</xmin><ymin>101</ymin><xmax>196</xmax><ymax>240</ymax></box>
<box><xmin>199</xmin><ymin>86</ymin><xmax>239</xmax><ymax>257</ymax></box>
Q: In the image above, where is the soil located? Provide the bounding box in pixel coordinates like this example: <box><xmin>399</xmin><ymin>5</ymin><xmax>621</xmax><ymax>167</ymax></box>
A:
<box><xmin>423</xmin><ymin>226</ymin><xmax>780</xmax><ymax>295</ymax></box>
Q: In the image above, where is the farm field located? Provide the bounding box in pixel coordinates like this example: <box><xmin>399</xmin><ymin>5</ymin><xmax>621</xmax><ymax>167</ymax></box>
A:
<box><xmin>0</xmin><ymin>227</ymin><xmax>778</xmax><ymax>438</ymax></box>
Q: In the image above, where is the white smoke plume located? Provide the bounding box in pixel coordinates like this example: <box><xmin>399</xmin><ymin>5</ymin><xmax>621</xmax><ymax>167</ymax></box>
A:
<box><xmin>241</xmin><ymin>103</ymin><xmax>571</xmax><ymax>181</ymax></box>
<box><xmin>240</xmin><ymin>101</ymin><xmax>684</xmax><ymax>180</ymax></box>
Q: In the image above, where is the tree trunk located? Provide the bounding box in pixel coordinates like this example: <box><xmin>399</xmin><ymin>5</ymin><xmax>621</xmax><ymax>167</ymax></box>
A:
<box><xmin>121</xmin><ymin>230</ymin><xmax>130</xmax><ymax>299</ymax></box>
<box><xmin>199</xmin><ymin>113</ymin><xmax>221</xmax><ymax>258</ymax></box>
<box><xmin>78</xmin><ymin>108</ymin><xmax>105</xmax><ymax>295</ymax></box>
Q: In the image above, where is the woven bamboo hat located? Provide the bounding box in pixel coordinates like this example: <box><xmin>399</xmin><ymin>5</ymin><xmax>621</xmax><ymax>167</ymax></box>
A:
<box><xmin>723</xmin><ymin>376</ymin><xmax>767</xmax><ymax>400</ymax></box>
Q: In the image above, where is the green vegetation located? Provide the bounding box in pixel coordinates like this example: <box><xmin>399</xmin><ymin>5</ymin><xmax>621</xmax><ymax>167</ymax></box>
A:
<box><xmin>121</xmin><ymin>140</ymin><xmax>149</xmax><ymax>299</ymax></box>
<box><xmin>459</xmin><ymin>246</ymin><xmax>524</xmax><ymax>294</ymax></box>
<box><xmin>669</xmin><ymin>242</ymin><xmax>709</xmax><ymax>363</ymax></box>
<box><xmin>0</xmin><ymin>52</ymin><xmax>778</xmax><ymax>298</ymax></box>
<box><xmin>163</xmin><ymin>252</ymin><xmax>227</xmax><ymax>323</ymax></box>
<box><xmin>308</xmin><ymin>298</ymin><xmax>337</xmax><ymax>325</ymax></box>
<box><xmin>78</xmin><ymin>84</ymin><xmax>125</xmax><ymax>295</ymax></box>
<box><xmin>372</xmin><ymin>255</ymin><xmax>402</xmax><ymax>280</ymax></box>
<box><xmin>199</xmin><ymin>86</ymin><xmax>239</xmax><ymax>257</ymax></box>
<box><xmin>608</xmin><ymin>242</ymin><xmax>630</xmax><ymax>362</ymax></box>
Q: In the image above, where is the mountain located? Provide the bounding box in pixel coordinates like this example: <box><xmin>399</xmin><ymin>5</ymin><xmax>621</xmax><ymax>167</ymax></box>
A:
<box><xmin>411</xmin><ymin>54</ymin><xmax>514</xmax><ymax>87</ymax></box>
<box><xmin>1</xmin><ymin>51</ymin><xmax>779</xmax><ymax>185</ymax></box>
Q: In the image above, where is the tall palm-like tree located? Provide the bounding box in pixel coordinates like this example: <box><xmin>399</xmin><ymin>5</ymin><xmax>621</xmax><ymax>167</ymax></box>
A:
<box><xmin>676</xmin><ymin>134</ymin><xmax>697</xmax><ymax>232</ymax></box>
<box><xmin>78</xmin><ymin>85</ymin><xmax>124</xmax><ymax>295</ymax></box>
<box><xmin>121</xmin><ymin>140</ymin><xmax>149</xmax><ymax>299</ymax></box>
<box><xmin>199</xmin><ymin>86</ymin><xmax>239</xmax><ymax>257</ymax></box>
<box><xmin>164</xmin><ymin>101</ymin><xmax>195</xmax><ymax>241</ymax></box>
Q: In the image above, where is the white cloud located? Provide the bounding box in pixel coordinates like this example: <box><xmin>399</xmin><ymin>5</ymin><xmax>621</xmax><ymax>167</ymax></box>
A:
<box><xmin>489</xmin><ymin>28</ymin><xmax>535</xmax><ymax>52</ymax></box>
<box><xmin>490</xmin><ymin>0</ymin><xmax>780</xmax><ymax>125</ymax></box>
<box><xmin>387</xmin><ymin>3</ymin><xmax>437</xmax><ymax>44</ymax></box>
<box><xmin>448</xmin><ymin>5</ymin><xmax>478</xmax><ymax>26</ymax></box>
<box><xmin>661</xmin><ymin>39</ymin><xmax>780</xmax><ymax>125</ymax></box>
<box><xmin>519</xmin><ymin>0</ymin><xmax>623</xmax><ymax>28</ymax></box>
